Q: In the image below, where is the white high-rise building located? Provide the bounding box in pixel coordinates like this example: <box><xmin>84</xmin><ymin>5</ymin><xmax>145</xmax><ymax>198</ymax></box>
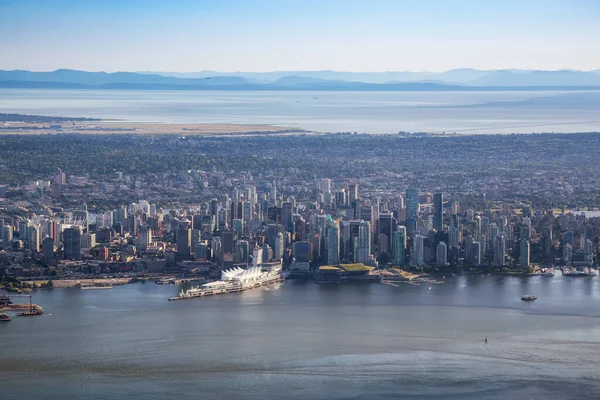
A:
<box><xmin>412</xmin><ymin>235</ymin><xmax>424</xmax><ymax>266</ymax></box>
<box><xmin>274</xmin><ymin>232</ymin><xmax>284</xmax><ymax>260</ymax></box>
<box><xmin>252</xmin><ymin>247</ymin><xmax>263</xmax><ymax>266</ymax></box>
<box><xmin>29</xmin><ymin>225</ymin><xmax>41</xmax><ymax>252</ymax></box>
<box><xmin>355</xmin><ymin>220</ymin><xmax>371</xmax><ymax>264</ymax></box>
<box><xmin>436</xmin><ymin>241</ymin><xmax>448</xmax><ymax>266</ymax></box>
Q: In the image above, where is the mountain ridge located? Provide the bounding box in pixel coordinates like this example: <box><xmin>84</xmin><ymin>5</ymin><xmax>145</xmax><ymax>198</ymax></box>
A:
<box><xmin>1</xmin><ymin>69</ymin><xmax>600</xmax><ymax>90</ymax></box>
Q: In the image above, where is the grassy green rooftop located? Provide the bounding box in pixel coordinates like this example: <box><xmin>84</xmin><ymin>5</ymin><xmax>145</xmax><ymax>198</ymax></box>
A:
<box><xmin>319</xmin><ymin>263</ymin><xmax>373</xmax><ymax>272</ymax></box>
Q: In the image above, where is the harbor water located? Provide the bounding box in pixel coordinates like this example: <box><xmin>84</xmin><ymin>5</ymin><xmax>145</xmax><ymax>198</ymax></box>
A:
<box><xmin>1</xmin><ymin>274</ymin><xmax>600</xmax><ymax>399</ymax></box>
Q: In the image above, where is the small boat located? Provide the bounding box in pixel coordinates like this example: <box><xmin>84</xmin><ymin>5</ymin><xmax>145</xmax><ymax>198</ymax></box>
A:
<box><xmin>0</xmin><ymin>313</ymin><xmax>10</xmax><ymax>322</ymax></box>
<box><xmin>428</xmin><ymin>286</ymin><xmax>433</xmax><ymax>290</ymax></box>
<box><xmin>521</xmin><ymin>295</ymin><xmax>537</xmax><ymax>301</ymax></box>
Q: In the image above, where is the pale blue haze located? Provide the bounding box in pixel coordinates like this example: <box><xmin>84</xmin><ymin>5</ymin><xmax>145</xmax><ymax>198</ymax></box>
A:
<box><xmin>0</xmin><ymin>0</ymin><xmax>599</xmax><ymax>72</ymax></box>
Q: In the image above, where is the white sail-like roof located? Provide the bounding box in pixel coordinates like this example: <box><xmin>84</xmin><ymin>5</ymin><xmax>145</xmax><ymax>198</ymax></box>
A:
<box><xmin>221</xmin><ymin>266</ymin><xmax>263</xmax><ymax>282</ymax></box>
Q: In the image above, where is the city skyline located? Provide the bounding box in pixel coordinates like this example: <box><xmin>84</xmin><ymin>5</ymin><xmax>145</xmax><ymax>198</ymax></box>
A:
<box><xmin>1</xmin><ymin>0</ymin><xmax>599</xmax><ymax>72</ymax></box>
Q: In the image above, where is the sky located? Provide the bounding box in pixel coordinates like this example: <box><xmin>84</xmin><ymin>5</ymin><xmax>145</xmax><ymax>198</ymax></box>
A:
<box><xmin>0</xmin><ymin>0</ymin><xmax>599</xmax><ymax>72</ymax></box>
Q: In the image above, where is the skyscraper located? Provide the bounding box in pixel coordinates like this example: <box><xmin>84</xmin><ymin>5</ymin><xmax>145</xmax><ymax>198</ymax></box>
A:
<box><xmin>347</xmin><ymin>182</ymin><xmax>359</xmax><ymax>204</ymax></box>
<box><xmin>406</xmin><ymin>188</ymin><xmax>420</xmax><ymax>219</ymax></box>
<box><xmin>436</xmin><ymin>241</ymin><xmax>448</xmax><ymax>266</ymax></box>
<box><xmin>326</xmin><ymin>221</ymin><xmax>340</xmax><ymax>265</ymax></box>
<box><xmin>412</xmin><ymin>235</ymin><xmax>424</xmax><ymax>266</ymax></box>
<box><xmin>282</xmin><ymin>201</ymin><xmax>294</xmax><ymax>232</ymax></box>
<box><xmin>520</xmin><ymin>239</ymin><xmax>530</xmax><ymax>268</ymax></box>
<box><xmin>43</xmin><ymin>237</ymin><xmax>54</xmax><ymax>262</ymax></box>
<box><xmin>355</xmin><ymin>221</ymin><xmax>371</xmax><ymax>264</ymax></box>
<box><xmin>377</xmin><ymin>212</ymin><xmax>394</xmax><ymax>256</ymax></box>
<box><xmin>63</xmin><ymin>227</ymin><xmax>81</xmax><ymax>260</ymax></box>
<box><xmin>433</xmin><ymin>192</ymin><xmax>443</xmax><ymax>231</ymax></box>
<box><xmin>493</xmin><ymin>234</ymin><xmax>506</xmax><ymax>266</ymax></box>
<box><xmin>391</xmin><ymin>226</ymin><xmax>407</xmax><ymax>266</ymax></box>
<box><xmin>176</xmin><ymin>226</ymin><xmax>191</xmax><ymax>257</ymax></box>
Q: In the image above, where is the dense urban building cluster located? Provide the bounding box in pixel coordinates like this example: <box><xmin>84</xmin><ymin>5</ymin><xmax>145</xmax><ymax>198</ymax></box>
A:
<box><xmin>0</xmin><ymin>133</ymin><xmax>599</xmax><ymax>281</ymax></box>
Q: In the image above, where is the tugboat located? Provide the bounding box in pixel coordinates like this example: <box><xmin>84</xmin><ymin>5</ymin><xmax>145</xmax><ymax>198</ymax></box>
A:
<box><xmin>0</xmin><ymin>313</ymin><xmax>10</xmax><ymax>322</ymax></box>
<box><xmin>521</xmin><ymin>294</ymin><xmax>537</xmax><ymax>301</ymax></box>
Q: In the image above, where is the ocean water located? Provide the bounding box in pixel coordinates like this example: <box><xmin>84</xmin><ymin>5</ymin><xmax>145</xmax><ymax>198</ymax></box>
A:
<box><xmin>1</xmin><ymin>275</ymin><xmax>600</xmax><ymax>399</ymax></box>
<box><xmin>1</xmin><ymin>89</ymin><xmax>600</xmax><ymax>134</ymax></box>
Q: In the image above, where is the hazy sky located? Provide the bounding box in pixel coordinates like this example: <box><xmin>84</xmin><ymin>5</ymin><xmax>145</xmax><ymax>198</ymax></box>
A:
<box><xmin>1</xmin><ymin>0</ymin><xmax>599</xmax><ymax>72</ymax></box>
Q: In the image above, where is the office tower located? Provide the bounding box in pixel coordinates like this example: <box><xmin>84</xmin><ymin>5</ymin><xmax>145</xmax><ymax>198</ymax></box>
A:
<box><xmin>449</xmin><ymin>226</ymin><xmax>459</xmax><ymax>248</ymax></box>
<box><xmin>471</xmin><ymin>241</ymin><xmax>481</xmax><ymax>265</ymax></box>
<box><xmin>293</xmin><ymin>215</ymin><xmax>306</xmax><ymax>241</ymax></box>
<box><xmin>433</xmin><ymin>192</ymin><xmax>443</xmax><ymax>231</ymax></box>
<box><xmin>282</xmin><ymin>201</ymin><xmax>293</xmax><ymax>232</ymax></box>
<box><xmin>474</xmin><ymin>215</ymin><xmax>481</xmax><ymax>241</ymax></box>
<box><xmin>355</xmin><ymin>221</ymin><xmax>371</xmax><ymax>264</ymax></box>
<box><xmin>29</xmin><ymin>225</ymin><xmax>41</xmax><ymax>252</ymax></box>
<box><xmin>436</xmin><ymin>241</ymin><xmax>448</xmax><ymax>266</ymax></box>
<box><xmin>377</xmin><ymin>212</ymin><xmax>394</xmax><ymax>256</ymax></box>
<box><xmin>406</xmin><ymin>188</ymin><xmax>420</xmax><ymax>219</ymax></box>
<box><xmin>243</xmin><ymin>201</ymin><xmax>252</xmax><ymax>222</ymax></box>
<box><xmin>564</xmin><ymin>230</ymin><xmax>574</xmax><ymax>245</ymax></box>
<box><xmin>391</xmin><ymin>226</ymin><xmax>407</xmax><ymax>266</ymax></box>
<box><xmin>293</xmin><ymin>241</ymin><xmax>311</xmax><ymax>262</ymax></box>
<box><xmin>334</xmin><ymin>190</ymin><xmax>347</xmax><ymax>208</ymax></box>
<box><xmin>176</xmin><ymin>226</ymin><xmax>191</xmax><ymax>257</ymax></box>
<box><xmin>202</xmin><ymin>215</ymin><xmax>215</xmax><ymax>233</ymax></box>
<box><xmin>493</xmin><ymin>234</ymin><xmax>506</xmax><ymax>266</ymax></box>
<box><xmin>262</xmin><ymin>243</ymin><xmax>273</xmax><ymax>262</ymax></box>
<box><xmin>63</xmin><ymin>227</ymin><xmax>81</xmax><ymax>260</ymax></box>
<box><xmin>232</xmin><ymin>219</ymin><xmax>244</xmax><ymax>238</ymax></box>
<box><xmin>2</xmin><ymin>224</ymin><xmax>13</xmax><ymax>248</ymax></box>
<box><xmin>252</xmin><ymin>247</ymin><xmax>263</xmax><ymax>266</ymax></box>
<box><xmin>274</xmin><ymin>232</ymin><xmax>284</xmax><ymax>260</ymax></box>
<box><xmin>326</xmin><ymin>221</ymin><xmax>340</xmax><ymax>265</ymax></box>
<box><xmin>348</xmin><ymin>182</ymin><xmax>359</xmax><ymax>203</ymax></box>
<box><xmin>520</xmin><ymin>239</ymin><xmax>530</xmax><ymax>268</ymax></box>
<box><xmin>412</xmin><ymin>235</ymin><xmax>424</xmax><ymax>266</ymax></box>
<box><xmin>80</xmin><ymin>232</ymin><xmax>96</xmax><ymax>251</ymax></box>
<box><xmin>319</xmin><ymin>178</ymin><xmax>331</xmax><ymax>192</ymax></box>
<box><xmin>43</xmin><ymin>237</ymin><xmax>54</xmax><ymax>262</ymax></box>
<box><xmin>195</xmin><ymin>242</ymin><xmax>209</xmax><ymax>260</ymax></box>
<box><xmin>563</xmin><ymin>243</ymin><xmax>573</xmax><ymax>265</ymax></box>
<box><xmin>584</xmin><ymin>239</ymin><xmax>593</xmax><ymax>263</ymax></box>
<box><xmin>234</xmin><ymin>240</ymin><xmax>249</xmax><ymax>264</ymax></box>
<box><xmin>489</xmin><ymin>223</ymin><xmax>499</xmax><ymax>248</ymax></box>
<box><xmin>520</xmin><ymin>226</ymin><xmax>531</xmax><ymax>241</ymax></box>
<box><xmin>221</xmin><ymin>231</ymin><xmax>235</xmax><ymax>266</ymax></box>
<box><xmin>344</xmin><ymin>219</ymin><xmax>361</xmax><ymax>261</ymax></box>
<box><xmin>18</xmin><ymin>220</ymin><xmax>29</xmax><ymax>245</ymax></box>
<box><xmin>542</xmin><ymin>227</ymin><xmax>552</xmax><ymax>257</ymax></box>
<box><xmin>139</xmin><ymin>225</ymin><xmax>152</xmax><ymax>248</ymax></box>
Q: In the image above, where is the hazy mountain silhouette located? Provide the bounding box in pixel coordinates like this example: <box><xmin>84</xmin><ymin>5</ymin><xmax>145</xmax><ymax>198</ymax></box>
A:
<box><xmin>1</xmin><ymin>69</ymin><xmax>600</xmax><ymax>90</ymax></box>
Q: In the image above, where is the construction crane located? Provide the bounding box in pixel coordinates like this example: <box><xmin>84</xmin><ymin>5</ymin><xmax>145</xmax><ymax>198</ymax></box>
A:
<box><xmin>9</xmin><ymin>294</ymin><xmax>43</xmax><ymax>316</ymax></box>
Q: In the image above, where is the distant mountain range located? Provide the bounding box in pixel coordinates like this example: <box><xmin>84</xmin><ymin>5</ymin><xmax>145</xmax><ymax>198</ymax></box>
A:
<box><xmin>1</xmin><ymin>68</ymin><xmax>599</xmax><ymax>90</ymax></box>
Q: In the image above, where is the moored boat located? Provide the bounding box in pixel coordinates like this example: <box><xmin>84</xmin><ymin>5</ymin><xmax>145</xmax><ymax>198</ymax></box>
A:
<box><xmin>521</xmin><ymin>294</ymin><xmax>537</xmax><ymax>301</ymax></box>
<box><xmin>0</xmin><ymin>313</ymin><xmax>11</xmax><ymax>321</ymax></box>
